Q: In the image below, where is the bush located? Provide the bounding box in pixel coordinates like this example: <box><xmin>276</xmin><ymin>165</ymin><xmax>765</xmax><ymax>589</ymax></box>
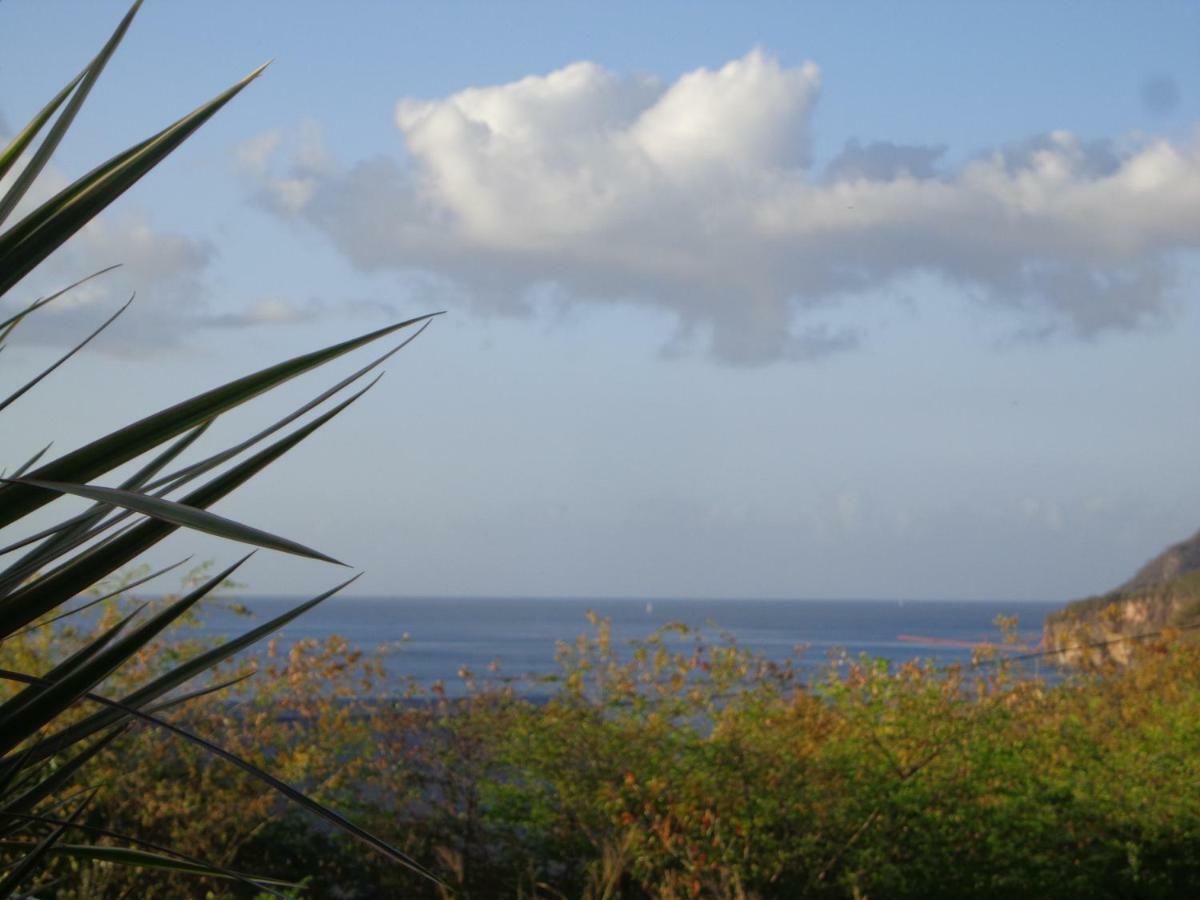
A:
<box><xmin>9</xmin><ymin>585</ymin><xmax>1199</xmax><ymax>897</ymax></box>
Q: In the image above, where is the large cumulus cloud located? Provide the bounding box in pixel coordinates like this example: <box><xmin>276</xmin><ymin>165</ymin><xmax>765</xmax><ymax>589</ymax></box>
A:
<box><xmin>248</xmin><ymin>49</ymin><xmax>1200</xmax><ymax>364</ymax></box>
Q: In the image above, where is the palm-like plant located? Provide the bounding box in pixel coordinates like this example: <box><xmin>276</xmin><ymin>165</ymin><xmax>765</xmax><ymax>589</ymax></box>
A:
<box><xmin>0</xmin><ymin>3</ymin><xmax>436</xmax><ymax>894</ymax></box>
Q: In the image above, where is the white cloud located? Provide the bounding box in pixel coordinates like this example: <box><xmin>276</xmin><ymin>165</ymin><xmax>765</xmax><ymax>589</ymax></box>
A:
<box><xmin>0</xmin><ymin>132</ymin><xmax>214</xmax><ymax>351</ymax></box>
<box><xmin>1</xmin><ymin>132</ymin><xmax>331</xmax><ymax>353</ymax></box>
<box><xmin>200</xmin><ymin>296</ymin><xmax>322</xmax><ymax>328</ymax></box>
<box><xmin>234</xmin><ymin>129</ymin><xmax>281</xmax><ymax>175</ymax></box>
<box><xmin>1019</xmin><ymin>496</ymin><xmax>1065</xmax><ymax>532</ymax></box>
<box><xmin>248</xmin><ymin>50</ymin><xmax>1200</xmax><ymax>364</ymax></box>
<box><xmin>9</xmin><ymin>216</ymin><xmax>227</xmax><ymax>355</ymax></box>
<box><xmin>3</xmin><ymin>210</ymin><xmax>218</xmax><ymax>355</ymax></box>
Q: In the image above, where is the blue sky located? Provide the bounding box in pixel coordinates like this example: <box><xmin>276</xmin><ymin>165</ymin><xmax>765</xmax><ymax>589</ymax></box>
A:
<box><xmin>2</xmin><ymin>1</ymin><xmax>1200</xmax><ymax>601</ymax></box>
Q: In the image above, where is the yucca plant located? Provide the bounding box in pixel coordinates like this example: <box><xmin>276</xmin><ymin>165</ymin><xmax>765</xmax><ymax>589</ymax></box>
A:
<box><xmin>0</xmin><ymin>3</ymin><xmax>437</xmax><ymax>894</ymax></box>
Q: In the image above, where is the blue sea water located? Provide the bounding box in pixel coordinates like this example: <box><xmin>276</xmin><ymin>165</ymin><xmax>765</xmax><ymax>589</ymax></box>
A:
<box><xmin>188</xmin><ymin>596</ymin><xmax>1060</xmax><ymax>697</ymax></box>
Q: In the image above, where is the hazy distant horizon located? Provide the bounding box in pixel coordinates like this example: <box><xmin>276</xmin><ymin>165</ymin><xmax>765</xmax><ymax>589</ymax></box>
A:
<box><xmin>182</xmin><ymin>591</ymin><xmax>1065</xmax><ymax>606</ymax></box>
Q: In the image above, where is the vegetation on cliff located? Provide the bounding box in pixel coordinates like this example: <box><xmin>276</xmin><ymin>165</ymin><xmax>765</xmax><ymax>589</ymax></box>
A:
<box><xmin>1121</xmin><ymin>529</ymin><xmax>1200</xmax><ymax>593</ymax></box>
<box><xmin>1044</xmin><ymin>530</ymin><xmax>1200</xmax><ymax>666</ymax></box>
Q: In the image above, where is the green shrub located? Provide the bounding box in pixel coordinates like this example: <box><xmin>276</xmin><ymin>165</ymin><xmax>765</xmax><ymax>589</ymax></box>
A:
<box><xmin>317</xmin><ymin>619</ymin><xmax>1200</xmax><ymax>898</ymax></box>
<box><xmin>9</xmin><ymin>587</ymin><xmax>1199</xmax><ymax>897</ymax></box>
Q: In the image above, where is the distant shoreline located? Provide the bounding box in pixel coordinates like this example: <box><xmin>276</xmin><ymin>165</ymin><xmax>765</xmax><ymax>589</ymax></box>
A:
<box><xmin>170</xmin><ymin>596</ymin><xmax>1060</xmax><ymax>699</ymax></box>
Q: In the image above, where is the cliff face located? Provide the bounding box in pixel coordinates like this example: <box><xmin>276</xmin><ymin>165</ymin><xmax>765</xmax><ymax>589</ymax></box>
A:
<box><xmin>1043</xmin><ymin>531</ymin><xmax>1200</xmax><ymax>667</ymax></box>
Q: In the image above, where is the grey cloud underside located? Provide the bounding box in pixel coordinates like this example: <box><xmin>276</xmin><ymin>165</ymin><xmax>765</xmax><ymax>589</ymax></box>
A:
<box><xmin>824</xmin><ymin>139</ymin><xmax>946</xmax><ymax>183</ymax></box>
<box><xmin>250</xmin><ymin>51</ymin><xmax>1200</xmax><ymax>364</ymax></box>
<box><xmin>292</xmin><ymin>159</ymin><xmax>866</xmax><ymax>364</ymax></box>
<box><xmin>6</xmin><ymin>283</ymin><xmax>374</xmax><ymax>355</ymax></box>
<box><xmin>3</xmin><ymin>222</ymin><xmax>213</xmax><ymax>354</ymax></box>
<box><xmin>1</xmin><ymin>127</ymin><xmax>348</xmax><ymax>354</ymax></box>
<box><xmin>7</xmin><ymin>227</ymin><xmax>350</xmax><ymax>354</ymax></box>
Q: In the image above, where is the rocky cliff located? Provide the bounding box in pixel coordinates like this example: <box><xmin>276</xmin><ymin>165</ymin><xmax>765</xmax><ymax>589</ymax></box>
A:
<box><xmin>1043</xmin><ymin>530</ymin><xmax>1200</xmax><ymax>667</ymax></box>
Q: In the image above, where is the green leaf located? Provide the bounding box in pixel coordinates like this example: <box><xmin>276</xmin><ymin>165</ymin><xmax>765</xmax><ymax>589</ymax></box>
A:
<box><xmin>24</xmin><ymin>576</ymin><xmax>358</xmax><ymax>767</ymax></box>
<box><xmin>9</xmin><ymin>344</ymin><xmax>401</xmax><ymax>566</ymax></box>
<box><xmin>0</xmin><ymin>662</ymin><xmax>441</xmax><ymax>884</ymax></box>
<box><xmin>0</xmin><ymin>71</ymin><xmax>84</xmax><ymax>187</ymax></box>
<box><xmin>0</xmin><ymin>816</ymin><xmax>293</xmax><ymax>899</ymax></box>
<box><xmin>0</xmin><ymin>59</ymin><xmax>267</xmax><ymax>298</ymax></box>
<box><xmin>0</xmin><ymin>377</ymin><xmax>375</xmax><ymax>636</ymax></box>
<box><xmin>0</xmin><ymin>1</ymin><xmax>143</xmax><ymax>227</ymax></box>
<box><xmin>0</xmin><ymin>727</ymin><xmax>126</xmax><ymax>821</ymax></box>
<box><xmin>0</xmin><ymin>555</ymin><xmax>252</xmax><ymax>754</ymax></box>
<box><xmin>0</xmin><ymin>606</ymin><xmax>141</xmax><ymax>743</ymax></box>
<box><xmin>0</xmin><ymin>422</ymin><xmax>210</xmax><ymax>574</ymax></box>
<box><xmin>0</xmin><ymin>842</ymin><xmax>299</xmax><ymax>889</ymax></box>
<box><xmin>17</xmin><ymin>605</ymin><xmax>142</xmax><ymax>697</ymax></box>
<box><xmin>8</xmin><ymin>557</ymin><xmax>192</xmax><ymax>640</ymax></box>
<box><xmin>0</xmin><ymin>297</ymin><xmax>131</xmax><ymax>415</ymax></box>
<box><xmin>144</xmin><ymin>671</ymin><xmax>255</xmax><ymax>715</ymax></box>
<box><xmin>0</xmin><ymin>314</ymin><xmax>436</xmax><ymax>531</ymax></box>
<box><xmin>0</xmin><ymin>0</ymin><xmax>442</xmax><ymax>888</ymax></box>
<box><xmin>0</xmin><ymin>266</ymin><xmax>121</xmax><ymax>343</ymax></box>
<box><xmin>14</xmin><ymin>479</ymin><xmax>343</xmax><ymax>565</ymax></box>
<box><xmin>8</xmin><ymin>444</ymin><xmax>53</xmax><ymax>481</ymax></box>
<box><xmin>147</xmin><ymin>321</ymin><xmax>431</xmax><ymax>493</ymax></box>
<box><xmin>0</xmin><ymin>791</ymin><xmax>90</xmax><ymax>897</ymax></box>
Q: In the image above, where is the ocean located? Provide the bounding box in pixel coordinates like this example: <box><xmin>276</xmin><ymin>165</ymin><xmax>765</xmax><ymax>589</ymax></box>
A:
<box><xmin>188</xmin><ymin>596</ymin><xmax>1061</xmax><ymax>697</ymax></box>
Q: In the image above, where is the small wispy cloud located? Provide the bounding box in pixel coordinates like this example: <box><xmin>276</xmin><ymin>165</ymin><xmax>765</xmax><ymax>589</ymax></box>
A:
<box><xmin>233</xmin><ymin>129</ymin><xmax>282</xmax><ymax>175</ymax></box>
<box><xmin>1140</xmin><ymin>74</ymin><xmax>1181</xmax><ymax>116</ymax></box>
<box><xmin>197</xmin><ymin>296</ymin><xmax>322</xmax><ymax>328</ymax></box>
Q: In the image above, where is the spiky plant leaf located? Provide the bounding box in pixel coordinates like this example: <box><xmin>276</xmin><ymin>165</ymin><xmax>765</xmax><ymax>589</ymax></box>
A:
<box><xmin>0</xmin><ymin>1</ymin><xmax>438</xmax><ymax>890</ymax></box>
<box><xmin>0</xmin><ymin>1</ymin><xmax>143</xmax><ymax>226</ymax></box>
<box><xmin>0</xmin><ymin>314</ymin><xmax>434</xmax><ymax>530</ymax></box>
<box><xmin>0</xmin><ymin>555</ymin><xmax>252</xmax><ymax>755</ymax></box>
<box><xmin>0</xmin><ymin>727</ymin><xmax>127</xmax><ymax>822</ymax></box>
<box><xmin>0</xmin><ymin>813</ymin><xmax>294</xmax><ymax>897</ymax></box>
<box><xmin>0</xmin><ymin>842</ymin><xmax>300</xmax><ymax>890</ymax></box>
<box><xmin>0</xmin><ymin>266</ymin><xmax>121</xmax><ymax>344</ymax></box>
<box><xmin>25</xmin><ymin>575</ymin><xmax>362</xmax><ymax>764</ymax></box>
<box><xmin>0</xmin><ymin>662</ymin><xmax>439</xmax><ymax>883</ymax></box>
<box><xmin>0</xmin><ymin>297</ymin><xmax>131</xmax><ymax>415</ymax></box>
<box><xmin>0</xmin><ymin>791</ymin><xmax>91</xmax><ymax>897</ymax></box>
<box><xmin>0</xmin><ymin>378</ymin><xmax>375</xmax><ymax>635</ymax></box>
<box><xmin>8</xmin><ymin>557</ymin><xmax>191</xmax><ymax>639</ymax></box>
<box><xmin>13</xmin><ymin>479</ymin><xmax>343</xmax><ymax>564</ymax></box>
<box><xmin>0</xmin><ymin>61</ymin><xmax>269</xmax><ymax>296</ymax></box>
<box><xmin>0</xmin><ymin>71</ymin><xmax>85</xmax><ymax>187</ymax></box>
<box><xmin>0</xmin><ymin>423</ymin><xmax>210</xmax><ymax>568</ymax></box>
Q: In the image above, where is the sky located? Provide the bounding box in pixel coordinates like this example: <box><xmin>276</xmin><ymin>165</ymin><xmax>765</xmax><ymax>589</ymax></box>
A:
<box><xmin>2</xmin><ymin>1</ymin><xmax>1200</xmax><ymax>602</ymax></box>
